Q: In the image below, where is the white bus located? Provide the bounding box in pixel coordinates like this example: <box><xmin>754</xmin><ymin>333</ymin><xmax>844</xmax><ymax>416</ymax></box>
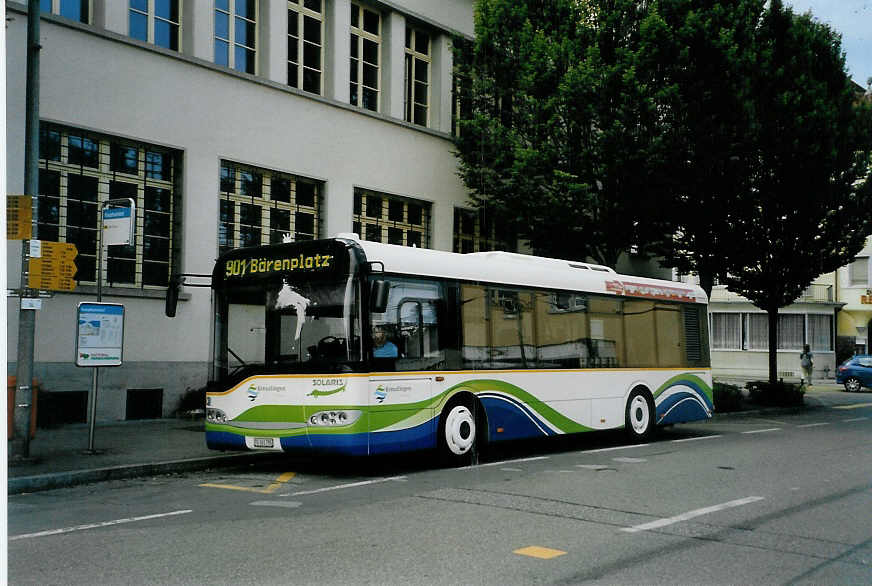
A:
<box><xmin>200</xmin><ymin>234</ymin><xmax>712</xmax><ymax>464</ymax></box>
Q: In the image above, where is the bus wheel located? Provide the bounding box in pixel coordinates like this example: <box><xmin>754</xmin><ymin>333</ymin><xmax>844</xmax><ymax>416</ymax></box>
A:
<box><xmin>625</xmin><ymin>388</ymin><xmax>655</xmax><ymax>441</ymax></box>
<box><xmin>438</xmin><ymin>398</ymin><xmax>478</xmax><ymax>465</ymax></box>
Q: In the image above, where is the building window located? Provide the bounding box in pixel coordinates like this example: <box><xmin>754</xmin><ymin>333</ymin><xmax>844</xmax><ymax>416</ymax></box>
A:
<box><xmin>711</xmin><ymin>313</ymin><xmax>741</xmax><ymax>350</ymax></box>
<box><xmin>849</xmin><ymin>257</ymin><xmax>869</xmax><ymax>285</ymax></box>
<box><xmin>808</xmin><ymin>314</ymin><xmax>833</xmax><ymax>352</ymax></box>
<box><xmin>215</xmin><ymin>0</ymin><xmax>257</xmax><ymax>74</ymax></box>
<box><xmin>288</xmin><ymin>0</ymin><xmax>324</xmax><ymax>94</ymax></box>
<box><xmin>129</xmin><ymin>0</ymin><xmax>181</xmax><ymax>51</ymax></box>
<box><xmin>353</xmin><ymin>189</ymin><xmax>430</xmax><ymax>248</ymax></box>
<box><xmin>453</xmin><ymin>207</ymin><xmax>515</xmax><ymax>254</ymax></box>
<box><xmin>37</xmin><ymin>123</ymin><xmax>180</xmax><ymax>288</ymax></box>
<box><xmin>404</xmin><ymin>27</ymin><xmax>430</xmax><ymax>126</ymax></box>
<box><xmin>350</xmin><ymin>2</ymin><xmax>380</xmax><ymax>112</ymax></box>
<box><xmin>40</xmin><ymin>0</ymin><xmax>89</xmax><ymax>23</ymax></box>
<box><xmin>219</xmin><ymin>161</ymin><xmax>321</xmax><ymax>257</ymax></box>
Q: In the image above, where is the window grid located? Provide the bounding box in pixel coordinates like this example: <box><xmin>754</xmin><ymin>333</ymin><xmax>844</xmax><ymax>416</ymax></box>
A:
<box><xmin>453</xmin><ymin>207</ymin><xmax>515</xmax><ymax>254</ymax></box>
<box><xmin>40</xmin><ymin>0</ymin><xmax>90</xmax><ymax>23</ymax></box>
<box><xmin>288</xmin><ymin>0</ymin><xmax>324</xmax><ymax>95</ymax></box>
<box><xmin>129</xmin><ymin>0</ymin><xmax>181</xmax><ymax>51</ymax></box>
<box><xmin>218</xmin><ymin>161</ymin><xmax>322</xmax><ymax>258</ymax></box>
<box><xmin>37</xmin><ymin>123</ymin><xmax>178</xmax><ymax>289</ymax></box>
<box><xmin>710</xmin><ymin>312</ymin><xmax>834</xmax><ymax>352</ymax></box>
<box><xmin>353</xmin><ymin>189</ymin><xmax>430</xmax><ymax>248</ymax></box>
<box><xmin>404</xmin><ymin>26</ymin><xmax>431</xmax><ymax>127</ymax></box>
<box><xmin>215</xmin><ymin>0</ymin><xmax>257</xmax><ymax>74</ymax></box>
<box><xmin>350</xmin><ymin>2</ymin><xmax>381</xmax><ymax>112</ymax></box>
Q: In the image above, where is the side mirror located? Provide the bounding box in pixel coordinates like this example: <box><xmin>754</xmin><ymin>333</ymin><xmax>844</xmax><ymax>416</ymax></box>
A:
<box><xmin>371</xmin><ymin>280</ymin><xmax>389</xmax><ymax>313</ymax></box>
<box><xmin>165</xmin><ymin>274</ymin><xmax>184</xmax><ymax>317</ymax></box>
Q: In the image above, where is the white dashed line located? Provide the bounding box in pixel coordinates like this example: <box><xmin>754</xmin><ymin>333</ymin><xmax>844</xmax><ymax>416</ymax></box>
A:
<box><xmin>844</xmin><ymin>417</ymin><xmax>868</xmax><ymax>422</ymax></box>
<box><xmin>622</xmin><ymin>496</ymin><xmax>765</xmax><ymax>533</ymax></box>
<box><xmin>466</xmin><ymin>456</ymin><xmax>550</xmax><ymax>469</ymax></box>
<box><xmin>742</xmin><ymin>428</ymin><xmax>781</xmax><ymax>434</ymax></box>
<box><xmin>671</xmin><ymin>435</ymin><xmax>723</xmax><ymax>443</ymax></box>
<box><xmin>797</xmin><ymin>422</ymin><xmax>830</xmax><ymax>428</ymax></box>
<box><xmin>9</xmin><ymin>510</ymin><xmax>192</xmax><ymax>541</ymax></box>
<box><xmin>280</xmin><ymin>476</ymin><xmax>406</xmax><ymax>497</ymax></box>
<box><xmin>613</xmin><ymin>457</ymin><xmax>647</xmax><ymax>463</ymax></box>
<box><xmin>581</xmin><ymin>443</ymin><xmax>649</xmax><ymax>454</ymax></box>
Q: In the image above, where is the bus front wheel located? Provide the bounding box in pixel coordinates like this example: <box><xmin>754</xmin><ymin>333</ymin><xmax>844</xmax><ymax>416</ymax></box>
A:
<box><xmin>625</xmin><ymin>388</ymin><xmax>655</xmax><ymax>441</ymax></box>
<box><xmin>438</xmin><ymin>397</ymin><xmax>481</xmax><ymax>466</ymax></box>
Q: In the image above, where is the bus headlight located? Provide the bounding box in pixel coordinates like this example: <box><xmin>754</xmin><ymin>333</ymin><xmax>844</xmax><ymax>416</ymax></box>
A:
<box><xmin>307</xmin><ymin>410</ymin><xmax>362</xmax><ymax>427</ymax></box>
<box><xmin>206</xmin><ymin>408</ymin><xmax>227</xmax><ymax>424</ymax></box>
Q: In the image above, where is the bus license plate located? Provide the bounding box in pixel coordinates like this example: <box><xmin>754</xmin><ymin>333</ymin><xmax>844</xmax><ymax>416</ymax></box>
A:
<box><xmin>253</xmin><ymin>437</ymin><xmax>274</xmax><ymax>448</ymax></box>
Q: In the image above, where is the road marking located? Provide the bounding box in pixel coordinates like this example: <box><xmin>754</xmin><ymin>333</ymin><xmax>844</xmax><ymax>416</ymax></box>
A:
<box><xmin>742</xmin><ymin>428</ymin><xmax>781</xmax><ymax>434</ymax></box>
<box><xmin>9</xmin><ymin>510</ymin><xmax>192</xmax><ymax>541</ymax></box>
<box><xmin>201</xmin><ymin>471</ymin><xmax>296</xmax><ymax>494</ymax></box>
<box><xmin>468</xmin><ymin>456</ymin><xmax>550</xmax><ymax>469</ymax></box>
<box><xmin>500</xmin><ymin>467</ymin><xmax>524</xmax><ymax>472</ymax></box>
<box><xmin>797</xmin><ymin>422</ymin><xmax>830</xmax><ymax>428</ymax></box>
<box><xmin>281</xmin><ymin>475</ymin><xmax>406</xmax><ymax>497</ymax></box>
<box><xmin>833</xmin><ymin>403</ymin><xmax>872</xmax><ymax>410</ymax></box>
<box><xmin>581</xmin><ymin>443</ymin><xmax>648</xmax><ymax>454</ymax></box>
<box><xmin>577</xmin><ymin>464</ymin><xmax>613</xmax><ymax>471</ymax></box>
<box><xmin>844</xmin><ymin>417</ymin><xmax>868</xmax><ymax>422</ymax></box>
<box><xmin>250</xmin><ymin>501</ymin><xmax>303</xmax><ymax>508</ymax></box>
<box><xmin>513</xmin><ymin>546</ymin><xmax>567</xmax><ymax>560</ymax></box>
<box><xmin>613</xmin><ymin>457</ymin><xmax>647</xmax><ymax>463</ymax></box>
<box><xmin>622</xmin><ymin>496</ymin><xmax>764</xmax><ymax>533</ymax></box>
<box><xmin>671</xmin><ymin>434</ymin><xmax>722</xmax><ymax>443</ymax></box>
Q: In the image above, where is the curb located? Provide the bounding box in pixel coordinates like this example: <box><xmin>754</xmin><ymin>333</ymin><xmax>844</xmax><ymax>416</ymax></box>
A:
<box><xmin>8</xmin><ymin>451</ymin><xmax>284</xmax><ymax>495</ymax></box>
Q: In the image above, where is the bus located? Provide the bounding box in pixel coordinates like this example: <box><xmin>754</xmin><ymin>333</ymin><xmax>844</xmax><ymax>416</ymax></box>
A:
<box><xmin>198</xmin><ymin>234</ymin><xmax>712</xmax><ymax>464</ymax></box>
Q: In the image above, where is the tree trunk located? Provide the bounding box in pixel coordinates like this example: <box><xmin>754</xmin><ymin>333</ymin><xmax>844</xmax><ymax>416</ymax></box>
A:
<box><xmin>697</xmin><ymin>269</ymin><xmax>715</xmax><ymax>302</ymax></box>
<box><xmin>768</xmin><ymin>306</ymin><xmax>779</xmax><ymax>385</ymax></box>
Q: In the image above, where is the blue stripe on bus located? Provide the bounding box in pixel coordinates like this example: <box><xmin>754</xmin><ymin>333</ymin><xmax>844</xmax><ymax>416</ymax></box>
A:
<box><xmin>479</xmin><ymin>393</ymin><xmax>553</xmax><ymax>441</ymax></box>
<box><xmin>205</xmin><ymin>430</ymin><xmax>247</xmax><ymax>450</ymax></box>
<box><xmin>656</xmin><ymin>392</ymin><xmax>710</xmax><ymax>424</ymax></box>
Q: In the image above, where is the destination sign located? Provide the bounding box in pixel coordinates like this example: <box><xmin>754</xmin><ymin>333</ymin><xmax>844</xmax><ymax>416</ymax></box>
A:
<box><xmin>216</xmin><ymin>240</ymin><xmax>352</xmax><ymax>286</ymax></box>
<box><xmin>224</xmin><ymin>252</ymin><xmax>334</xmax><ymax>279</ymax></box>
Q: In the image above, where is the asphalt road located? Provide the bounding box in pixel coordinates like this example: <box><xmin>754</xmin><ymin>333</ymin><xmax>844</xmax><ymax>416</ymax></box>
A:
<box><xmin>8</xmin><ymin>401</ymin><xmax>872</xmax><ymax>585</ymax></box>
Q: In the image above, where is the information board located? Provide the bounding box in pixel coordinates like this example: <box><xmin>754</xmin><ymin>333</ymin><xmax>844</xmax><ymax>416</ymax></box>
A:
<box><xmin>76</xmin><ymin>303</ymin><xmax>125</xmax><ymax>367</ymax></box>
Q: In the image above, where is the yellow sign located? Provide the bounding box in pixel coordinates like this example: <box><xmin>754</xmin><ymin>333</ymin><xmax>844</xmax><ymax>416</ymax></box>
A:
<box><xmin>28</xmin><ymin>242</ymin><xmax>78</xmax><ymax>291</ymax></box>
<box><xmin>6</xmin><ymin>195</ymin><xmax>32</xmax><ymax>240</ymax></box>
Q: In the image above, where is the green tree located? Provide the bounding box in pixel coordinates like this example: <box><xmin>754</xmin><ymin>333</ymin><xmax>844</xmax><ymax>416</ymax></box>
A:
<box><xmin>717</xmin><ymin>1</ymin><xmax>872</xmax><ymax>384</ymax></box>
<box><xmin>639</xmin><ymin>0</ymin><xmax>764</xmax><ymax>298</ymax></box>
<box><xmin>453</xmin><ymin>0</ymin><xmax>662</xmax><ymax>267</ymax></box>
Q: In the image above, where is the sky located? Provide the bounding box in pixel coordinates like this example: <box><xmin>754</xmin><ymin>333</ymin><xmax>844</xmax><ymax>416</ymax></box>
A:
<box><xmin>785</xmin><ymin>0</ymin><xmax>872</xmax><ymax>87</ymax></box>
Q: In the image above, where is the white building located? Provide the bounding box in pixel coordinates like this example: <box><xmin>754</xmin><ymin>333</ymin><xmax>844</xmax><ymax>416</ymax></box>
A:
<box><xmin>6</xmin><ymin>0</ymin><xmax>485</xmax><ymax>421</ymax></box>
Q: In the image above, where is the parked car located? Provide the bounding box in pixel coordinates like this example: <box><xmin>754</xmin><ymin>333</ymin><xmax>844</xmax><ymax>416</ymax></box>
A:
<box><xmin>836</xmin><ymin>355</ymin><xmax>872</xmax><ymax>392</ymax></box>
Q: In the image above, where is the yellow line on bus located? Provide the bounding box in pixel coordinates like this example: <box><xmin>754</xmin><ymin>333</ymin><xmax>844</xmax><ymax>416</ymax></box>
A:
<box><xmin>207</xmin><ymin>368</ymin><xmax>713</xmax><ymax>395</ymax></box>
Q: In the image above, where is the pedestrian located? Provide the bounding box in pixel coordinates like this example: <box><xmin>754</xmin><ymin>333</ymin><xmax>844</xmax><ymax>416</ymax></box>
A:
<box><xmin>799</xmin><ymin>344</ymin><xmax>814</xmax><ymax>386</ymax></box>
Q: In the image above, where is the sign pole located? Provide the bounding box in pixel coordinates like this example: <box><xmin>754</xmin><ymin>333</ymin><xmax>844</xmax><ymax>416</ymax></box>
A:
<box><xmin>11</xmin><ymin>0</ymin><xmax>41</xmax><ymax>462</ymax></box>
<box><xmin>83</xmin><ymin>199</ymin><xmax>134</xmax><ymax>453</ymax></box>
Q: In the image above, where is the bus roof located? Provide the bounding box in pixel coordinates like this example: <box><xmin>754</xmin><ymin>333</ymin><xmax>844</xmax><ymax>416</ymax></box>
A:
<box><xmin>342</xmin><ymin>234</ymin><xmax>708</xmax><ymax>305</ymax></box>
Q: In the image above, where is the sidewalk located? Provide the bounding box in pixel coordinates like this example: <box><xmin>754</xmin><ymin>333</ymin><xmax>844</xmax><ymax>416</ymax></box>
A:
<box><xmin>6</xmin><ymin>382</ymin><xmax>863</xmax><ymax>495</ymax></box>
<box><xmin>7</xmin><ymin>418</ymin><xmax>280</xmax><ymax>494</ymax></box>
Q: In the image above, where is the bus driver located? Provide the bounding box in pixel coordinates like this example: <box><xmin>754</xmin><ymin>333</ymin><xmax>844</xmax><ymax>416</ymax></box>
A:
<box><xmin>373</xmin><ymin>325</ymin><xmax>399</xmax><ymax>358</ymax></box>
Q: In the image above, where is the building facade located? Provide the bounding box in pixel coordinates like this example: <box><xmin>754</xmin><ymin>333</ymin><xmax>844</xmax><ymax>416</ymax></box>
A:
<box><xmin>835</xmin><ymin>236</ymin><xmax>872</xmax><ymax>359</ymax></box>
<box><xmin>6</xmin><ymin>0</ymin><xmax>482</xmax><ymax>421</ymax></box>
<box><xmin>707</xmin><ymin>279</ymin><xmax>841</xmax><ymax>382</ymax></box>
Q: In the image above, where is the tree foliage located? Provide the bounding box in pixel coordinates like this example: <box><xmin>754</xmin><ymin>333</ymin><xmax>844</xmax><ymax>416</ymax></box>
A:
<box><xmin>453</xmin><ymin>0</ymin><xmax>662</xmax><ymax>267</ymax></box>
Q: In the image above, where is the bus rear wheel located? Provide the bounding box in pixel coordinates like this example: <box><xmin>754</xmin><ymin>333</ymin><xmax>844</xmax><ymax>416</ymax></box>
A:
<box><xmin>438</xmin><ymin>397</ymin><xmax>481</xmax><ymax>466</ymax></box>
<box><xmin>625</xmin><ymin>388</ymin><xmax>655</xmax><ymax>441</ymax></box>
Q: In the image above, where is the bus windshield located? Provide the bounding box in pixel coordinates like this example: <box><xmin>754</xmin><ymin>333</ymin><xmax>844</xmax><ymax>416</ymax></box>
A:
<box><xmin>218</xmin><ymin>275</ymin><xmax>363</xmax><ymax>379</ymax></box>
